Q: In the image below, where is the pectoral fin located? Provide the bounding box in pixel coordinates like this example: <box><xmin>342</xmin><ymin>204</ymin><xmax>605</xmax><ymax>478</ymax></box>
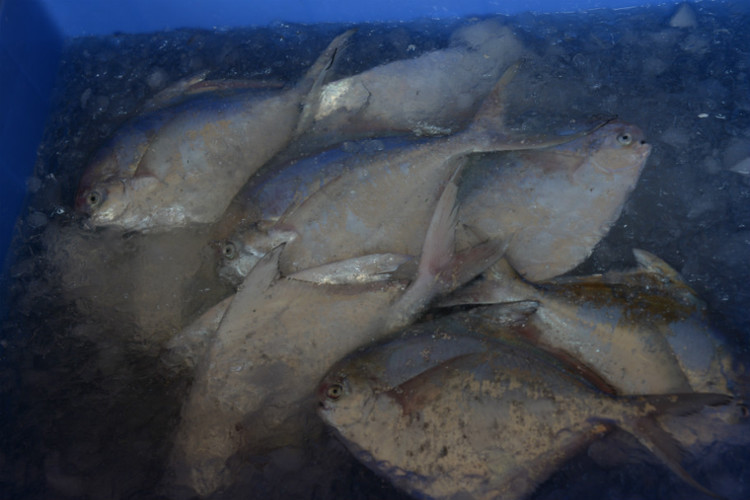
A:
<box><xmin>288</xmin><ymin>253</ymin><xmax>413</xmax><ymax>285</ymax></box>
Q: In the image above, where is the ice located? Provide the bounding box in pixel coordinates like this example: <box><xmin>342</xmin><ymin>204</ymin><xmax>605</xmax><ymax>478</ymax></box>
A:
<box><xmin>2</xmin><ymin>3</ymin><xmax>750</xmax><ymax>500</ymax></box>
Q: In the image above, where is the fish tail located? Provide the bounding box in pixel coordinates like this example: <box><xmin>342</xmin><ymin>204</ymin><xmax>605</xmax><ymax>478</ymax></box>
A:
<box><xmin>618</xmin><ymin>393</ymin><xmax>732</xmax><ymax>499</ymax></box>
<box><xmin>295</xmin><ymin>29</ymin><xmax>357</xmax><ymax>136</ymax></box>
<box><xmin>460</xmin><ymin>60</ymin><xmax>611</xmax><ymax>153</ymax></box>
<box><xmin>438</xmin><ymin>255</ymin><xmax>536</xmax><ymax>307</ymax></box>
<box><xmin>386</xmin><ymin>156</ymin><xmax>505</xmax><ymax>330</ymax></box>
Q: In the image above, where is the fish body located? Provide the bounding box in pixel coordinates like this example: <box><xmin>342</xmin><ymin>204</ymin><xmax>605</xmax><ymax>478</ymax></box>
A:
<box><xmin>457</xmin><ymin>120</ymin><xmax>651</xmax><ymax>280</ymax></box>
<box><xmin>318</xmin><ymin>331</ymin><xmax>730</xmax><ymax>500</ymax></box>
<box><xmin>75</xmin><ymin>31</ymin><xmax>353</xmax><ymax>231</ymax></box>
<box><xmin>444</xmin><ymin>250</ymin><xmax>735</xmax><ymax>395</ymax></box>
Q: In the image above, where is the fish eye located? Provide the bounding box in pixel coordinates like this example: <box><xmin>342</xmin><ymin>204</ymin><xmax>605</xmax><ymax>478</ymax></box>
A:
<box><xmin>86</xmin><ymin>190</ymin><xmax>103</xmax><ymax>208</ymax></box>
<box><xmin>617</xmin><ymin>133</ymin><xmax>632</xmax><ymax>145</ymax></box>
<box><xmin>222</xmin><ymin>242</ymin><xmax>237</xmax><ymax>260</ymax></box>
<box><xmin>326</xmin><ymin>383</ymin><xmax>344</xmax><ymax>400</ymax></box>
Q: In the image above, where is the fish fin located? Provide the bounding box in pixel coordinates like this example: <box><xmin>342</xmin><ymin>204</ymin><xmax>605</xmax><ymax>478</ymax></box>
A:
<box><xmin>141</xmin><ymin>72</ymin><xmax>287</xmax><ymax>113</ymax></box>
<box><xmin>640</xmin><ymin>393</ymin><xmax>732</xmax><ymax>416</ymax></box>
<box><xmin>438</xmin><ymin>257</ymin><xmax>534</xmax><ymax>307</ymax></box>
<box><xmin>162</xmin><ymin>296</ymin><xmax>233</xmax><ymax>370</ymax></box>
<box><xmin>288</xmin><ymin>253</ymin><xmax>413</xmax><ymax>285</ymax></box>
<box><xmin>461</xmin><ymin>61</ymin><xmax>613</xmax><ymax>152</ymax></box>
<box><xmin>223</xmin><ymin>244</ymin><xmax>284</xmax><ymax>314</ymax></box>
<box><xmin>463</xmin><ymin>60</ymin><xmax>520</xmax><ymax>137</ymax></box>
<box><xmin>387</xmin><ymin>353</ymin><xmax>478</xmax><ymax>416</ymax></box>
<box><xmin>461</xmin><ymin>302</ymin><xmax>619</xmax><ymax>395</ymax></box>
<box><xmin>386</xmin><ymin>156</ymin><xmax>504</xmax><ymax>329</ymax></box>
<box><xmin>632</xmin><ymin>249</ymin><xmax>705</xmax><ymax>307</ymax></box>
<box><xmin>618</xmin><ymin>393</ymin><xmax>732</xmax><ymax>499</ymax></box>
<box><xmin>184</xmin><ymin>78</ymin><xmax>286</xmax><ymax>94</ymax></box>
<box><xmin>633</xmin><ymin>249</ymin><xmax>685</xmax><ymax>280</ymax></box>
<box><xmin>139</xmin><ymin>70</ymin><xmax>210</xmax><ymax>112</ymax></box>
<box><xmin>466</xmin><ymin>301</ymin><xmax>539</xmax><ymax>325</ymax></box>
<box><xmin>295</xmin><ymin>29</ymin><xmax>357</xmax><ymax>137</ymax></box>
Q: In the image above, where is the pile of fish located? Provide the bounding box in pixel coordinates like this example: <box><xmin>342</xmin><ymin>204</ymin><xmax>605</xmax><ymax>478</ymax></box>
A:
<box><xmin>71</xmin><ymin>21</ymin><xmax>746</xmax><ymax>500</ymax></box>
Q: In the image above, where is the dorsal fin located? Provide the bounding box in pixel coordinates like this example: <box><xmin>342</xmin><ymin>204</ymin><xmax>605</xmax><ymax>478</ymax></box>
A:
<box><xmin>295</xmin><ymin>29</ymin><xmax>357</xmax><ymax>137</ymax></box>
<box><xmin>459</xmin><ymin>60</ymin><xmax>613</xmax><ymax>153</ymax></box>
<box><xmin>633</xmin><ymin>249</ymin><xmax>688</xmax><ymax>284</ymax></box>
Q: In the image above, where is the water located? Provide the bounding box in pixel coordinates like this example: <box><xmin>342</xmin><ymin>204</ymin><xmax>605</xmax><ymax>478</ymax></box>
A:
<box><xmin>1</xmin><ymin>2</ymin><xmax>749</xmax><ymax>499</ymax></box>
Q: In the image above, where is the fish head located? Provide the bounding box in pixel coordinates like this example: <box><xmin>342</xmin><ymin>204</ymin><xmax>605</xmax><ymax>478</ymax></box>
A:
<box><xmin>584</xmin><ymin>120</ymin><xmax>652</xmax><ymax>174</ymax></box>
<box><xmin>75</xmin><ymin>175</ymin><xmax>163</xmax><ymax>230</ymax></box>
<box><xmin>218</xmin><ymin>227</ymin><xmax>298</xmax><ymax>286</ymax></box>
<box><xmin>75</xmin><ymin>177</ymin><xmax>124</xmax><ymax>221</ymax></box>
<box><xmin>217</xmin><ymin>237</ymin><xmax>261</xmax><ymax>287</ymax></box>
<box><xmin>75</xmin><ymin>112</ymin><xmax>169</xmax><ymax>229</ymax></box>
<box><xmin>317</xmin><ymin>369</ymin><xmax>378</xmax><ymax>430</ymax></box>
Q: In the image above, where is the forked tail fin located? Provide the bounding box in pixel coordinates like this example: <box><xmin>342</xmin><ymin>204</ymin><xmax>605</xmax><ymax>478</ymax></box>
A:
<box><xmin>386</xmin><ymin>155</ymin><xmax>505</xmax><ymax>330</ymax></box>
<box><xmin>616</xmin><ymin>392</ymin><xmax>732</xmax><ymax>499</ymax></box>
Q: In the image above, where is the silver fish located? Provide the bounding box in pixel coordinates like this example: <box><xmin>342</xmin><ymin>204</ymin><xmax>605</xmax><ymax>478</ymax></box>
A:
<box><xmin>442</xmin><ymin>250</ymin><xmax>736</xmax><ymax>395</ymax></box>
<box><xmin>318</xmin><ymin>331</ymin><xmax>730</xmax><ymax>500</ymax></box>
<box><xmin>456</xmin><ymin>119</ymin><xmax>651</xmax><ymax>281</ymax></box>
<box><xmin>165</xmin><ymin>163</ymin><xmax>504</xmax><ymax>497</ymax></box>
<box><xmin>303</xmin><ymin>22</ymin><xmax>527</xmax><ymax>143</ymax></box>
<box><xmin>75</xmin><ymin>30</ymin><xmax>353</xmax><ymax>231</ymax></box>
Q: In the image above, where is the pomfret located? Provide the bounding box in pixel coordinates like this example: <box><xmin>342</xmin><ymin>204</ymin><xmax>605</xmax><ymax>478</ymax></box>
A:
<box><xmin>457</xmin><ymin>119</ymin><xmax>651</xmax><ymax>280</ymax></box>
<box><xmin>300</xmin><ymin>22</ymin><xmax>526</xmax><ymax>145</ymax></box>
<box><xmin>318</xmin><ymin>331</ymin><xmax>730</xmax><ymax>500</ymax></box>
<box><xmin>165</xmin><ymin>165</ymin><xmax>504</xmax><ymax>497</ymax></box>
<box><xmin>443</xmin><ymin>250</ymin><xmax>736</xmax><ymax>395</ymax></box>
<box><xmin>232</xmin><ymin>63</ymin><xmax>611</xmax><ymax>280</ymax></box>
<box><xmin>75</xmin><ymin>31</ymin><xmax>353</xmax><ymax>231</ymax></box>
<box><xmin>217</xmin><ymin>137</ymin><xmax>417</xmax><ymax>285</ymax></box>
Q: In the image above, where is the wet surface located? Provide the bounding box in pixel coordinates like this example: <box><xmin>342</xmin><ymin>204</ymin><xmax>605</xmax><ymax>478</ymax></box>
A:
<box><xmin>1</xmin><ymin>2</ymin><xmax>749</xmax><ymax>499</ymax></box>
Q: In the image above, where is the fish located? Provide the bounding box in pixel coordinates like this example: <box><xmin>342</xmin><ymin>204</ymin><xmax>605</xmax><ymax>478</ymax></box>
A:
<box><xmin>296</xmin><ymin>21</ymin><xmax>527</xmax><ymax>147</ymax></box>
<box><xmin>317</xmin><ymin>330</ymin><xmax>731</xmax><ymax>500</ymax></box>
<box><xmin>456</xmin><ymin>119</ymin><xmax>651</xmax><ymax>281</ymax></box>
<box><xmin>164</xmin><ymin>162</ymin><xmax>505</xmax><ymax>497</ymax></box>
<box><xmin>74</xmin><ymin>30</ymin><xmax>354</xmax><ymax>231</ymax></box>
<box><xmin>215</xmin><ymin>137</ymin><xmax>417</xmax><ymax>285</ymax></box>
<box><xmin>223</xmin><ymin>63</ymin><xmax>611</xmax><ymax>281</ymax></box>
<box><xmin>442</xmin><ymin>250</ymin><xmax>736</xmax><ymax>395</ymax></box>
